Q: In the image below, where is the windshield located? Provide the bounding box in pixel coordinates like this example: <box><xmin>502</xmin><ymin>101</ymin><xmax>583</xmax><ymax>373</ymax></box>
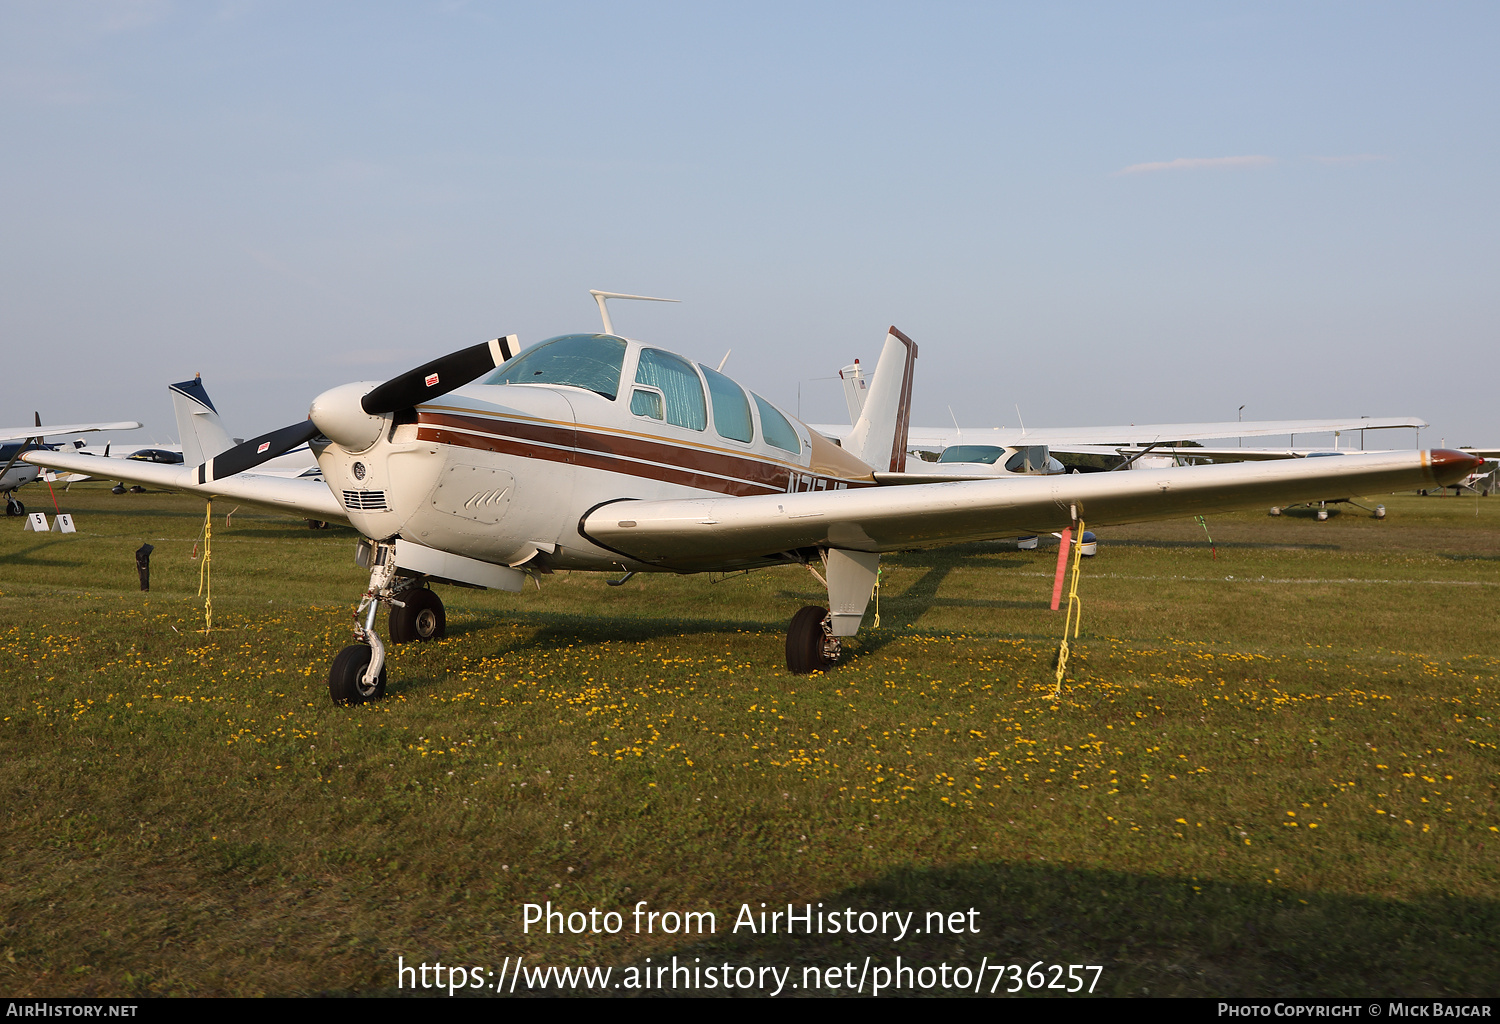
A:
<box><xmin>483</xmin><ymin>334</ymin><xmax>627</xmax><ymax>400</ymax></box>
<box><xmin>937</xmin><ymin>445</ymin><xmax>1006</xmax><ymax>465</ymax></box>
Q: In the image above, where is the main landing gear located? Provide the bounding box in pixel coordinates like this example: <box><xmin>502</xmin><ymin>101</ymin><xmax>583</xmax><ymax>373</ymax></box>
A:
<box><xmin>390</xmin><ymin>586</ymin><xmax>446</xmax><ymax>643</ymax></box>
<box><xmin>786</xmin><ymin>606</ymin><xmax>839</xmax><ymax>674</ymax></box>
<box><xmin>5</xmin><ymin>497</ymin><xmax>23</xmax><ymax>517</ymax></box>
<box><xmin>783</xmin><ymin>549</ymin><xmax>880</xmax><ymax>675</ymax></box>
<box><xmin>328</xmin><ymin>540</ymin><xmax>448</xmax><ymax>705</ymax></box>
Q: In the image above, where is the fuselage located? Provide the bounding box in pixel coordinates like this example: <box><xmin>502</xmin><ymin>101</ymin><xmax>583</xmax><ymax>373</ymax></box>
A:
<box><xmin>313</xmin><ymin>333</ymin><xmax>876</xmax><ymax>573</ymax></box>
<box><xmin>0</xmin><ymin>442</ymin><xmax>45</xmax><ymax>494</ymax></box>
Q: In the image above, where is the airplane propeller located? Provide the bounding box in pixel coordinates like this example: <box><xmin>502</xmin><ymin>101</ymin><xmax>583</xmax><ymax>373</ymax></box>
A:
<box><xmin>198</xmin><ymin>337</ymin><xmax>514</xmax><ymax>484</ymax></box>
<box><xmin>199</xmin><ymin>420</ymin><xmax>321</xmax><ymax>483</ymax></box>
<box><xmin>360</xmin><ymin>339</ymin><xmax>510</xmax><ymax>416</ymax></box>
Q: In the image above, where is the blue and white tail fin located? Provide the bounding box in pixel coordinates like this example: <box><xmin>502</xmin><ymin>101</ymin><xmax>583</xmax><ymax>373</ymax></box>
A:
<box><xmin>842</xmin><ymin>327</ymin><xmax>918</xmax><ymax>472</ymax></box>
<box><xmin>169</xmin><ymin>376</ymin><xmax>234</xmax><ymax>469</ymax></box>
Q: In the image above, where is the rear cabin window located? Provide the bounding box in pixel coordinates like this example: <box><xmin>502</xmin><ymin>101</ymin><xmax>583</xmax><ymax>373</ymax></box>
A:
<box><xmin>753</xmin><ymin>394</ymin><xmax>801</xmax><ymax>455</ymax></box>
<box><xmin>634</xmin><ymin>349</ymin><xmax>707</xmax><ymax>431</ymax></box>
<box><xmin>483</xmin><ymin>334</ymin><xmax>627</xmax><ymax>400</ymax></box>
<box><xmin>699</xmin><ymin>364</ymin><xmax>754</xmax><ymax>443</ymax></box>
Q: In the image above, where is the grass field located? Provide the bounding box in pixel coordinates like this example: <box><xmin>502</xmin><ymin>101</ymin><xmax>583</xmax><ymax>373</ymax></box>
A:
<box><xmin>1</xmin><ymin>483</ymin><xmax>1497</xmax><ymax>997</ymax></box>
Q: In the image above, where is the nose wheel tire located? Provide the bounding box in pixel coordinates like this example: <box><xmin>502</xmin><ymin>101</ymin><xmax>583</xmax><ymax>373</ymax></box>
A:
<box><xmin>786</xmin><ymin>605</ymin><xmax>837</xmax><ymax>674</ymax></box>
<box><xmin>328</xmin><ymin>644</ymin><xmax>387</xmax><ymax>705</ymax></box>
<box><xmin>5</xmin><ymin>498</ymin><xmax>22</xmax><ymax>517</ymax></box>
<box><xmin>390</xmin><ymin>587</ymin><xmax>446</xmax><ymax>643</ymax></box>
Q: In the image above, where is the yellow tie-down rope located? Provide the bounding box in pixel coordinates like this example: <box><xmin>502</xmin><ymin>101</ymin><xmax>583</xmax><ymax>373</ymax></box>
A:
<box><xmin>197</xmin><ymin>501</ymin><xmax>213</xmax><ymax>634</ymax></box>
<box><xmin>1053</xmin><ymin>519</ymin><xmax>1086</xmax><ymax>696</ymax></box>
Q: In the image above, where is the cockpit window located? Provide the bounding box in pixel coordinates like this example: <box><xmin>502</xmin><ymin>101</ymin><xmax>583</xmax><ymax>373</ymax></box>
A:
<box><xmin>635</xmin><ymin>349</ymin><xmax>707</xmax><ymax>431</ymax></box>
<box><xmin>483</xmin><ymin>334</ymin><xmax>627</xmax><ymax>400</ymax></box>
<box><xmin>699</xmin><ymin>364</ymin><xmax>754</xmax><ymax>443</ymax></box>
<box><xmin>1003</xmin><ymin>446</ymin><xmax>1050</xmax><ymax>473</ymax></box>
<box><xmin>752</xmin><ymin>394</ymin><xmax>801</xmax><ymax>455</ymax></box>
<box><xmin>937</xmin><ymin>445</ymin><xmax>1006</xmax><ymax>465</ymax></box>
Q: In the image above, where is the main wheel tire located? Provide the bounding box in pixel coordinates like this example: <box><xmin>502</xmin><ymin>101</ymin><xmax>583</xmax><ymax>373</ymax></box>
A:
<box><xmin>5</xmin><ymin>499</ymin><xmax>21</xmax><ymax>517</ymax></box>
<box><xmin>786</xmin><ymin>605</ymin><xmax>832</xmax><ymax>674</ymax></box>
<box><xmin>390</xmin><ymin>588</ymin><xmax>445</xmax><ymax>644</ymax></box>
<box><xmin>328</xmin><ymin>644</ymin><xmax>387</xmax><ymax>705</ymax></box>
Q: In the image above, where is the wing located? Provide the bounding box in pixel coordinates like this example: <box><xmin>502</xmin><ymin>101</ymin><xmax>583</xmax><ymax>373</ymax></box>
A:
<box><xmin>21</xmin><ymin>449</ymin><xmax>347</xmax><ymax>523</ymax></box>
<box><xmin>0</xmin><ymin>421</ymin><xmax>142</xmax><ymax>443</ymax></box>
<box><xmin>812</xmin><ymin>416</ymin><xmax>1428</xmax><ymax>448</ymax></box>
<box><xmin>581</xmin><ymin>449</ymin><xmax>1479</xmax><ymax>571</ymax></box>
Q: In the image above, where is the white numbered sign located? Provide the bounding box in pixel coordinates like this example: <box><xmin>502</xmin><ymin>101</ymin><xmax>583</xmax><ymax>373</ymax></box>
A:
<box><xmin>52</xmin><ymin>513</ymin><xmax>76</xmax><ymax>534</ymax></box>
<box><xmin>23</xmin><ymin>513</ymin><xmax>49</xmax><ymax>532</ymax></box>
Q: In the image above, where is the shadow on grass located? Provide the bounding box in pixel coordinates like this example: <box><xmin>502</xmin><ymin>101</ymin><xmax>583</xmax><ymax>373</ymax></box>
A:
<box><xmin>626</xmin><ymin>860</ymin><xmax>1500</xmax><ymax>998</ymax></box>
<box><xmin>0</xmin><ymin>541</ymin><xmax>85</xmax><ymax>568</ymax></box>
<box><xmin>1106</xmin><ymin>538</ymin><xmax>1341</xmax><ymax>552</ymax></box>
<box><xmin>458</xmin><ymin>611</ymin><xmax>781</xmax><ymax>653</ymax></box>
<box><xmin>219</xmin><ymin>524</ymin><xmax>357</xmax><ymax>541</ymax></box>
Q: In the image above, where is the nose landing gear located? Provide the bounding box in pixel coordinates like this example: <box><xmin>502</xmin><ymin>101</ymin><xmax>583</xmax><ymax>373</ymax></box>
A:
<box><xmin>328</xmin><ymin>643</ymin><xmax>387</xmax><ymax>705</ymax></box>
<box><xmin>328</xmin><ymin>542</ymin><xmax>451</xmax><ymax>704</ymax></box>
<box><xmin>329</xmin><ymin>540</ymin><xmax>400</xmax><ymax>705</ymax></box>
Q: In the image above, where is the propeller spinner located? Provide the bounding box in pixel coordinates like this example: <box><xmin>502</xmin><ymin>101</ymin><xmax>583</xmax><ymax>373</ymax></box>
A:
<box><xmin>197</xmin><ymin>336</ymin><xmax>515</xmax><ymax>483</ymax></box>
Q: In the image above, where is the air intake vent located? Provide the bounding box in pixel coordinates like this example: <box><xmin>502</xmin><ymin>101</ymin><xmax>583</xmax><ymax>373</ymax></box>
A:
<box><xmin>342</xmin><ymin>489</ymin><xmax>389</xmax><ymax>511</ymax></box>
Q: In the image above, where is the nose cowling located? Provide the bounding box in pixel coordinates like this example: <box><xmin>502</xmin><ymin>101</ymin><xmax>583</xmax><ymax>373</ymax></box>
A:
<box><xmin>309</xmin><ymin>382</ymin><xmax>387</xmax><ymax>453</ymax></box>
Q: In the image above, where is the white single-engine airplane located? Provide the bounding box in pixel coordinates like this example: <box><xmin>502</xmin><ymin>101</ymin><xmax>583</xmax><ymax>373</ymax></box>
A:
<box><xmin>23</xmin><ymin>296</ymin><xmax>1481</xmax><ymax>705</ymax></box>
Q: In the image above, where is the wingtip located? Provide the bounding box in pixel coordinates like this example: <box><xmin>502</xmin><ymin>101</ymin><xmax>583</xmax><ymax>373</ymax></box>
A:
<box><xmin>1429</xmin><ymin>448</ymin><xmax>1484</xmax><ymax>483</ymax></box>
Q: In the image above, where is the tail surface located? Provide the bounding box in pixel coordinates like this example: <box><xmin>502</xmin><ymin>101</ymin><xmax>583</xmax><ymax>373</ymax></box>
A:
<box><xmin>170</xmin><ymin>376</ymin><xmax>234</xmax><ymax>468</ymax></box>
<box><xmin>842</xmin><ymin>327</ymin><xmax>917</xmax><ymax>472</ymax></box>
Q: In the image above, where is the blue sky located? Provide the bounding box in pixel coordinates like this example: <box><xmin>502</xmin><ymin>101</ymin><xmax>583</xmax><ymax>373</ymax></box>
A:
<box><xmin>3</xmin><ymin>2</ymin><xmax>1496</xmax><ymax>447</ymax></box>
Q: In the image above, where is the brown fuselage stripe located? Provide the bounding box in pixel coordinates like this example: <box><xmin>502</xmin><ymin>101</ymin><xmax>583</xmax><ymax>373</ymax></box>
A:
<box><xmin>416</xmin><ymin>412</ymin><xmax>871</xmax><ymax>497</ymax></box>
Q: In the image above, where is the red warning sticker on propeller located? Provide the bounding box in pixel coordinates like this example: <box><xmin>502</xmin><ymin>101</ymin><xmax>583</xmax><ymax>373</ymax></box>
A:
<box><xmin>425</xmin><ymin>373</ymin><xmax>440</xmax><ymax>387</ymax></box>
<box><xmin>257</xmin><ymin>442</ymin><xmax>270</xmax><ymax>454</ymax></box>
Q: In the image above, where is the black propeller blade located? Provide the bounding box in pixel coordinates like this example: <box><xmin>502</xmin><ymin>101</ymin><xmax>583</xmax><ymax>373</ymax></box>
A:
<box><xmin>199</xmin><ymin>336</ymin><xmax>514</xmax><ymax>481</ymax></box>
<box><xmin>200</xmin><ymin>419</ymin><xmax>320</xmax><ymax>483</ymax></box>
<box><xmin>360</xmin><ymin>337</ymin><xmax>512</xmax><ymax>416</ymax></box>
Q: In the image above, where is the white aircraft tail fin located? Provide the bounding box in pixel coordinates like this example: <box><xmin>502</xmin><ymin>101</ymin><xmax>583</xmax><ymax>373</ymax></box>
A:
<box><xmin>170</xmin><ymin>376</ymin><xmax>234</xmax><ymax>468</ymax></box>
<box><xmin>843</xmin><ymin>327</ymin><xmax>917</xmax><ymax>472</ymax></box>
<box><xmin>839</xmin><ymin>360</ymin><xmax>868</xmax><ymax>424</ymax></box>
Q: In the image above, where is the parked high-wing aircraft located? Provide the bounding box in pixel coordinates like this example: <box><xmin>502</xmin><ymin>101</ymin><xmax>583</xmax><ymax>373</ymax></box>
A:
<box><xmin>24</xmin><ymin>296</ymin><xmax>1481</xmax><ymax>705</ymax></box>
<box><xmin>1</xmin><ymin>415</ymin><xmax>143</xmax><ymax>515</ymax></box>
<box><xmin>819</xmin><ymin>358</ymin><xmax>1429</xmax><ymax>480</ymax></box>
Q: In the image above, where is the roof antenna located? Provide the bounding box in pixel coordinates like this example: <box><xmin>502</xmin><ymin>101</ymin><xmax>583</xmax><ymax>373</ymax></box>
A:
<box><xmin>946</xmin><ymin>404</ymin><xmax>961</xmax><ymax>437</ymax></box>
<box><xmin>716</xmin><ymin>350</ymin><xmax>732</xmax><ymax>372</ymax></box>
<box><xmin>589</xmin><ymin>290</ymin><xmax>680</xmax><ymax>335</ymax></box>
<box><xmin>1015</xmin><ymin>404</ymin><xmax>1027</xmax><ymax>437</ymax></box>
